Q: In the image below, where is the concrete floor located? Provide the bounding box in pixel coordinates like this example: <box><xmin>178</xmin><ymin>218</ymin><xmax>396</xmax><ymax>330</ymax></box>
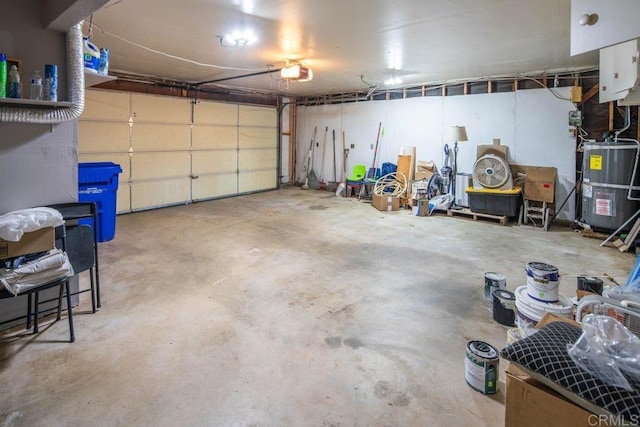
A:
<box><xmin>0</xmin><ymin>187</ymin><xmax>635</xmax><ymax>426</ymax></box>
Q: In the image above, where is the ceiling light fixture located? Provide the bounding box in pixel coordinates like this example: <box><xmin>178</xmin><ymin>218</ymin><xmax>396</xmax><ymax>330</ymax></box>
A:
<box><xmin>384</xmin><ymin>77</ymin><xmax>402</xmax><ymax>86</ymax></box>
<box><xmin>281</xmin><ymin>62</ymin><xmax>313</xmax><ymax>82</ymax></box>
<box><xmin>217</xmin><ymin>29</ymin><xmax>258</xmax><ymax>47</ymax></box>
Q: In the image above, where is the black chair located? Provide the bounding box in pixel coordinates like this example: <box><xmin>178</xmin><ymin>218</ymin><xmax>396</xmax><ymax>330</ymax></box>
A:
<box><xmin>46</xmin><ymin>202</ymin><xmax>101</xmax><ymax>312</ymax></box>
<box><xmin>0</xmin><ymin>225</ymin><xmax>75</xmax><ymax>342</ymax></box>
<box><xmin>0</xmin><ymin>223</ymin><xmax>97</xmax><ymax>342</ymax></box>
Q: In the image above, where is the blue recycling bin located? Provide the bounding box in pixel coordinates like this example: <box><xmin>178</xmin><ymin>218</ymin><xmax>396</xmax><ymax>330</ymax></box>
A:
<box><xmin>78</xmin><ymin>162</ymin><xmax>123</xmax><ymax>242</ymax></box>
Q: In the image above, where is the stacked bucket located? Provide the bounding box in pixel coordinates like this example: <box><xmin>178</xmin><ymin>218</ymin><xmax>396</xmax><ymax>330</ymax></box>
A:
<box><xmin>514</xmin><ymin>262</ymin><xmax>573</xmax><ymax>329</ymax></box>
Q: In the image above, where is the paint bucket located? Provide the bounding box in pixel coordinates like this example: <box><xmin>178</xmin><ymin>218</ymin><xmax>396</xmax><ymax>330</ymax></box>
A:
<box><xmin>514</xmin><ymin>286</ymin><xmax>573</xmax><ymax>329</ymax></box>
<box><xmin>492</xmin><ymin>289</ymin><xmax>516</xmax><ymax>326</ymax></box>
<box><xmin>465</xmin><ymin>340</ymin><xmax>499</xmax><ymax>395</ymax></box>
<box><xmin>484</xmin><ymin>272</ymin><xmax>507</xmax><ymax>301</ymax></box>
<box><xmin>525</xmin><ymin>262</ymin><xmax>560</xmax><ymax>302</ymax></box>
<box><xmin>577</xmin><ymin>276</ymin><xmax>603</xmax><ymax>295</ymax></box>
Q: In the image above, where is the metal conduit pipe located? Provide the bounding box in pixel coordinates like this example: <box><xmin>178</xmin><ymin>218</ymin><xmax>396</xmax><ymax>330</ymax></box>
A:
<box><xmin>0</xmin><ymin>23</ymin><xmax>84</xmax><ymax>124</ymax></box>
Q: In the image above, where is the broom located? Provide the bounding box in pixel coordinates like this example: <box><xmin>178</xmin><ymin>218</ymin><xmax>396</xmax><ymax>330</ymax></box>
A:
<box><xmin>302</xmin><ymin>126</ymin><xmax>317</xmax><ymax>190</ymax></box>
<box><xmin>327</xmin><ymin>129</ymin><xmax>338</xmax><ymax>192</ymax></box>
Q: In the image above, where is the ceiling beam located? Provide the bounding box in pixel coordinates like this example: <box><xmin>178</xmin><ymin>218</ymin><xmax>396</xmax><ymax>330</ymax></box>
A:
<box><xmin>44</xmin><ymin>0</ymin><xmax>110</xmax><ymax>32</ymax></box>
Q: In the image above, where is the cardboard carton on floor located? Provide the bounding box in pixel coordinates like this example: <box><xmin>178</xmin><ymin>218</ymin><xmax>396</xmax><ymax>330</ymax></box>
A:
<box><xmin>525</xmin><ymin>166</ymin><xmax>556</xmax><ymax>203</ymax></box>
<box><xmin>0</xmin><ymin>227</ymin><xmax>55</xmax><ymax>259</ymax></box>
<box><xmin>372</xmin><ymin>193</ymin><xmax>400</xmax><ymax>212</ymax></box>
<box><xmin>505</xmin><ymin>363</ymin><xmax>600</xmax><ymax>427</ymax></box>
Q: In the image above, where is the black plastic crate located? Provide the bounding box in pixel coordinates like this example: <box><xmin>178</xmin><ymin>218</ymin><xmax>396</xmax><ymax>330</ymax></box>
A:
<box><xmin>468</xmin><ymin>191</ymin><xmax>521</xmax><ymax>217</ymax></box>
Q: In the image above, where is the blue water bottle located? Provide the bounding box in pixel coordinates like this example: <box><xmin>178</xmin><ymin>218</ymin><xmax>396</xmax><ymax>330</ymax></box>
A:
<box><xmin>44</xmin><ymin>64</ymin><xmax>57</xmax><ymax>102</ymax></box>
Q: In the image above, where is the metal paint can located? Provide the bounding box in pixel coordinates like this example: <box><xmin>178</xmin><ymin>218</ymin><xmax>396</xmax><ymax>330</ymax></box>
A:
<box><xmin>484</xmin><ymin>272</ymin><xmax>506</xmax><ymax>301</ymax></box>
<box><xmin>44</xmin><ymin>64</ymin><xmax>57</xmax><ymax>102</ymax></box>
<box><xmin>492</xmin><ymin>289</ymin><xmax>516</xmax><ymax>326</ymax></box>
<box><xmin>526</xmin><ymin>262</ymin><xmax>560</xmax><ymax>302</ymax></box>
<box><xmin>577</xmin><ymin>276</ymin><xmax>603</xmax><ymax>295</ymax></box>
<box><xmin>465</xmin><ymin>340</ymin><xmax>499</xmax><ymax>394</ymax></box>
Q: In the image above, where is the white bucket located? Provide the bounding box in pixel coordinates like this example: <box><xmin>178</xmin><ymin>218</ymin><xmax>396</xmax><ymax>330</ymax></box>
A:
<box><xmin>514</xmin><ymin>286</ymin><xmax>572</xmax><ymax>329</ymax></box>
<box><xmin>484</xmin><ymin>272</ymin><xmax>506</xmax><ymax>301</ymax></box>
<box><xmin>525</xmin><ymin>262</ymin><xmax>560</xmax><ymax>302</ymax></box>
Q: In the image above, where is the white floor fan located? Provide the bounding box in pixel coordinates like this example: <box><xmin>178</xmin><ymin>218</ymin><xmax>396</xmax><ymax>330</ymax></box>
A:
<box><xmin>472</xmin><ymin>154</ymin><xmax>514</xmax><ymax>190</ymax></box>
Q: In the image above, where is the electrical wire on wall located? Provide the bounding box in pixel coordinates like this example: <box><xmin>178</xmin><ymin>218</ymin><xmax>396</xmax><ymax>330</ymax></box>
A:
<box><xmin>360</xmin><ymin>75</ymin><xmax>383</xmax><ymax>98</ymax></box>
<box><xmin>265</xmin><ymin>64</ymin><xmax>293</xmax><ymax>91</ymax></box>
<box><xmin>343</xmin><ymin>67</ymin><xmax>599</xmax><ymax>106</ymax></box>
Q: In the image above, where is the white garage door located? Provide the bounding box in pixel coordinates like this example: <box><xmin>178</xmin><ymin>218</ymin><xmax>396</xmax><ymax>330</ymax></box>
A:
<box><xmin>79</xmin><ymin>90</ymin><xmax>278</xmax><ymax>213</ymax></box>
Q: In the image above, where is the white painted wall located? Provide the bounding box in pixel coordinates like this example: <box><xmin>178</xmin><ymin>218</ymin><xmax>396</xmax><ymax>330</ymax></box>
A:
<box><xmin>0</xmin><ymin>0</ymin><xmax>79</xmax><ymax>326</ymax></box>
<box><xmin>295</xmin><ymin>87</ymin><xmax>577</xmax><ymax>220</ymax></box>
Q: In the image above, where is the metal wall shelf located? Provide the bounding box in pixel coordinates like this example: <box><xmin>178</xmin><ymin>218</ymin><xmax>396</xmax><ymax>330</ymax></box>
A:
<box><xmin>85</xmin><ymin>71</ymin><xmax>116</xmax><ymax>88</ymax></box>
<box><xmin>0</xmin><ymin>98</ymin><xmax>73</xmax><ymax>108</ymax></box>
<box><xmin>0</xmin><ymin>71</ymin><xmax>116</xmax><ymax>112</ymax></box>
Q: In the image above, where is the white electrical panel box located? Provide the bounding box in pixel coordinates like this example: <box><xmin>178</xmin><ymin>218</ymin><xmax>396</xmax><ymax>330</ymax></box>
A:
<box><xmin>599</xmin><ymin>39</ymin><xmax>640</xmax><ymax>105</ymax></box>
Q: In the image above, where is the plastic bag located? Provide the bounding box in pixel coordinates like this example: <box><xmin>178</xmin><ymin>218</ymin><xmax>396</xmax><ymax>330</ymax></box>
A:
<box><xmin>0</xmin><ymin>207</ymin><xmax>63</xmax><ymax>241</ymax></box>
<box><xmin>605</xmin><ymin>285</ymin><xmax>640</xmax><ymax>304</ymax></box>
<box><xmin>567</xmin><ymin>314</ymin><xmax>640</xmax><ymax>390</ymax></box>
<box><xmin>428</xmin><ymin>194</ymin><xmax>454</xmax><ymax>215</ymax></box>
<box><xmin>0</xmin><ymin>248</ymin><xmax>74</xmax><ymax>295</ymax></box>
<box><xmin>624</xmin><ymin>276</ymin><xmax>640</xmax><ymax>292</ymax></box>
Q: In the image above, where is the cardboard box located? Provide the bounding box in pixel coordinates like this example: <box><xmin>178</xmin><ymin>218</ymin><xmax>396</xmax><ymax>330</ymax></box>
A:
<box><xmin>411</xmin><ymin>181</ymin><xmax>430</xmax><ymax>200</ymax></box>
<box><xmin>0</xmin><ymin>227</ymin><xmax>55</xmax><ymax>259</ymax></box>
<box><xmin>372</xmin><ymin>193</ymin><xmax>400</xmax><ymax>212</ymax></box>
<box><xmin>525</xmin><ymin>166</ymin><xmax>557</xmax><ymax>203</ymax></box>
<box><xmin>411</xmin><ymin>199</ymin><xmax>430</xmax><ymax>216</ymax></box>
<box><xmin>414</xmin><ymin>171</ymin><xmax>434</xmax><ymax>181</ymax></box>
<box><xmin>505</xmin><ymin>363</ymin><xmax>601</xmax><ymax>427</ymax></box>
<box><xmin>535</xmin><ymin>312</ymin><xmax>581</xmax><ymax>329</ymax></box>
<box><xmin>477</xmin><ymin>139</ymin><xmax>509</xmax><ymax>161</ymax></box>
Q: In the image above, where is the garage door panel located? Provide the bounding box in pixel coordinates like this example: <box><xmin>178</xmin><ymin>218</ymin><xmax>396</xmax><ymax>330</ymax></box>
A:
<box><xmin>193</xmin><ymin>150</ymin><xmax>237</xmax><ymax>175</ymax></box>
<box><xmin>239</xmin><ymin>170</ymin><xmax>277</xmax><ymax>192</ymax></box>
<box><xmin>239</xmin><ymin>105</ymin><xmax>276</xmax><ymax>126</ymax></box>
<box><xmin>194</xmin><ymin>102</ymin><xmax>237</xmax><ymax>125</ymax></box>
<box><xmin>192</xmin><ymin>126</ymin><xmax>237</xmax><ymax>149</ymax></box>
<box><xmin>132</xmin><ymin>94</ymin><xmax>191</xmax><ymax>124</ymax></box>
<box><xmin>132</xmin><ymin>152</ymin><xmax>190</xmax><ymax>180</ymax></box>
<box><xmin>239</xmin><ymin>149</ymin><xmax>277</xmax><ymax>171</ymax></box>
<box><xmin>131</xmin><ymin>179</ymin><xmax>190</xmax><ymax>210</ymax></box>
<box><xmin>133</xmin><ymin>124</ymin><xmax>191</xmax><ymax>151</ymax></box>
<box><xmin>81</xmin><ymin>92</ymin><xmax>276</xmax><ymax>212</ymax></box>
<box><xmin>115</xmin><ymin>185</ymin><xmax>131</xmax><ymax>214</ymax></box>
<box><xmin>82</xmin><ymin>90</ymin><xmax>130</xmax><ymax>121</ymax></box>
<box><xmin>239</xmin><ymin>127</ymin><xmax>277</xmax><ymax>149</ymax></box>
<box><xmin>79</xmin><ymin>122</ymin><xmax>130</xmax><ymax>152</ymax></box>
<box><xmin>192</xmin><ymin>174</ymin><xmax>237</xmax><ymax>200</ymax></box>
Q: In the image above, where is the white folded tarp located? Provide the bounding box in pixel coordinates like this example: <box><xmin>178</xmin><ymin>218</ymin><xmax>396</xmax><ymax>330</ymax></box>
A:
<box><xmin>0</xmin><ymin>248</ymin><xmax>74</xmax><ymax>296</ymax></box>
<box><xmin>0</xmin><ymin>207</ymin><xmax>64</xmax><ymax>242</ymax></box>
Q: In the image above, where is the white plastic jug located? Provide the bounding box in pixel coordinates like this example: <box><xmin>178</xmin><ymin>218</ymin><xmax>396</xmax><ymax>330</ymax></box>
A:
<box><xmin>83</xmin><ymin>38</ymin><xmax>100</xmax><ymax>73</ymax></box>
